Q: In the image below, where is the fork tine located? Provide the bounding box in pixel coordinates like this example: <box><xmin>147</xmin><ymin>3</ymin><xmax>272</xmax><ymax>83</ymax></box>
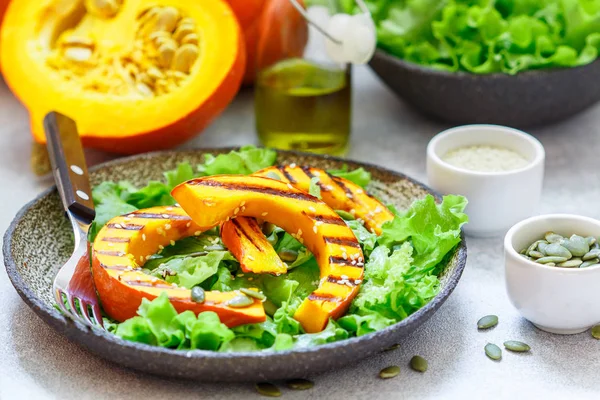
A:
<box><xmin>78</xmin><ymin>300</ymin><xmax>96</xmax><ymax>326</ymax></box>
<box><xmin>55</xmin><ymin>288</ymin><xmax>70</xmax><ymax>316</ymax></box>
<box><xmin>91</xmin><ymin>304</ymin><xmax>104</xmax><ymax>328</ymax></box>
<box><xmin>66</xmin><ymin>292</ymin><xmax>88</xmax><ymax>326</ymax></box>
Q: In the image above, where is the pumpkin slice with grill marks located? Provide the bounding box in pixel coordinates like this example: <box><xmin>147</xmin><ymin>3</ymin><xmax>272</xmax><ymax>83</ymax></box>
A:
<box><xmin>91</xmin><ymin>205</ymin><xmax>265</xmax><ymax>326</ymax></box>
<box><xmin>255</xmin><ymin>165</ymin><xmax>394</xmax><ymax>234</ymax></box>
<box><xmin>219</xmin><ymin>164</ymin><xmax>393</xmax><ymax>275</ymax></box>
<box><xmin>172</xmin><ymin>175</ymin><xmax>365</xmax><ymax>333</ymax></box>
<box><xmin>220</xmin><ymin>216</ymin><xmax>286</xmax><ymax>275</ymax></box>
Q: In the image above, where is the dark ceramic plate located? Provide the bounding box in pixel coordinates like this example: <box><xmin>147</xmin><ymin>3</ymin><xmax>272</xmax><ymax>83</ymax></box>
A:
<box><xmin>369</xmin><ymin>49</ymin><xmax>600</xmax><ymax>128</ymax></box>
<box><xmin>3</xmin><ymin>148</ymin><xmax>467</xmax><ymax>382</ymax></box>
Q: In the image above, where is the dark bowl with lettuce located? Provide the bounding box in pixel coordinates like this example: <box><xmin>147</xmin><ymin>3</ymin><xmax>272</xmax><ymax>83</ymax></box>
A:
<box><xmin>3</xmin><ymin>147</ymin><xmax>468</xmax><ymax>381</ymax></box>
<box><xmin>364</xmin><ymin>0</ymin><xmax>600</xmax><ymax>127</ymax></box>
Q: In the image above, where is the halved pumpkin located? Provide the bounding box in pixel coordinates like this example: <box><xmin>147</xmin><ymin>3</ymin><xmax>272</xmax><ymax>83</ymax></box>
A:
<box><xmin>92</xmin><ymin>205</ymin><xmax>265</xmax><ymax>326</ymax></box>
<box><xmin>0</xmin><ymin>0</ymin><xmax>245</xmax><ymax>153</ymax></box>
<box><xmin>220</xmin><ymin>216</ymin><xmax>287</xmax><ymax>275</ymax></box>
<box><xmin>172</xmin><ymin>175</ymin><xmax>364</xmax><ymax>333</ymax></box>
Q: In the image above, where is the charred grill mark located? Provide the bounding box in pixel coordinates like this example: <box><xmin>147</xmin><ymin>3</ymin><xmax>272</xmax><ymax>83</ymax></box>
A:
<box><xmin>278</xmin><ymin>166</ymin><xmax>296</xmax><ymax>183</ymax></box>
<box><xmin>329</xmin><ymin>256</ymin><xmax>364</xmax><ymax>268</ymax></box>
<box><xmin>308</xmin><ymin>293</ymin><xmax>340</xmax><ymax>302</ymax></box>
<box><xmin>327</xmin><ymin>276</ymin><xmax>360</xmax><ymax>287</ymax></box>
<box><xmin>108</xmin><ymin>223</ymin><xmax>144</xmax><ymax>230</ymax></box>
<box><xmin>131</xmin><ymin>212</ymin><xmax>190</xmax><ymax>221</ymax></box>
<box><xmin>301</xmin><ymin>166</ymin><xmax>328</xmax><ymax>191</ymax></box>
<box><xmin>309</xmin><ymin>213</ymin><xmax>346</xmax><ymax>226</ymax></box>
<box><xmin>123</xmin><ymin>280</ymin><xmax>174</xmax><ymax>289</ymax></box>
<box><xmin>331</xmin><ymin>176</ymin><xmax>355</xmax><ymax>198</ymax></box>
<box><xmin>101</xmin><ymin>237</ymin><xmax>131</xmax><ymax>243</ymax></box>
<box><xmin>232</xmin><ymin>218</ymin><xmax>263</xmax><ymax>252</ymax></box>
<box><xmin>100</xmin><ymin>263</ymin><xmax>140</xmax><ymax>271</ymax></box>
<box><xmin>324</xmin><ymin>236</ymin><xmax>361</xmax><ymax>248</ymax></box>
<box><xmin>95</xmin><ymin>250</ymin><xmax>126</xmax><ymax>257</ymax></box>
<box><xmin>191</xmin><ymin>180</ymin><xmax>319</xmax><ymax>203</ymax></box>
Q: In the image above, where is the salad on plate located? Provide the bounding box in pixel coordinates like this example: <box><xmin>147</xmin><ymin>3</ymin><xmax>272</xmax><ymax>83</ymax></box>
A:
<box><xmin>83</xmin><ymin>146</ymin><xmax>467</xmax><ymax>352</ymax></box>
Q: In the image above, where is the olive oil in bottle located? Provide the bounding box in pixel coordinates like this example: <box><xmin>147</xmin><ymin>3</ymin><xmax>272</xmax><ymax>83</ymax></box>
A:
<box><xmin>255</xmin><ymin>58</ymin><xmax>351</xmax><ymax>155</ymax></box>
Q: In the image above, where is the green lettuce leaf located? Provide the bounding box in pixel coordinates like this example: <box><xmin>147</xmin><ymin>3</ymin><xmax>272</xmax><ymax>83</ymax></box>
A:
<box><xmin>328</xmin><ymin>165</ymin><xmax>372</xmax><ymax>187</ymax></box>
<box><xmin>198</xmin><ymin>146</ymin><xmax>277</xmax><ymax>176</ymax></box>
<box><xmin>379</xmin><ymin>194</ymin><xmax>468</xmax><ymax>272</ymax></box>
<box><xmin>366</xmin><ymin>0</ymin><xmax>600</xmax><ymax>74</ymax></box>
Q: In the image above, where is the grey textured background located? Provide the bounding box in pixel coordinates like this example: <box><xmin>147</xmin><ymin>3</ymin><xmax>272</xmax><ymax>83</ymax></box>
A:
<box><xmin>1</xmin><ymin>66</ymin><xmax>599</xmax><ymax>399</ymax></box>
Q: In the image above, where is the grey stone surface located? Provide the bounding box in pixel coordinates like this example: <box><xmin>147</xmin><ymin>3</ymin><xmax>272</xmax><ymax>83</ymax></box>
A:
<box><xmin>1</xmin><ymin>66</ymin><xmax>599</xmax><ymax>399</ymax></box>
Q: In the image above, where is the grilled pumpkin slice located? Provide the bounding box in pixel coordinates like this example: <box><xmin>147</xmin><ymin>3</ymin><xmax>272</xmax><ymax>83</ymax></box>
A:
<box><xmin>220</xmin><ymin>216</ymin><xmax>287</xmax><ymax>275</ymax></box>
<box><xmin>219</xmin><ymin>165</ymin><xmax>393</xmax><ymax>275</ymax></box>
<box><xmin>172</xmin><ymin>176</ymin><xmax>365</xmax><ymax>333</ymax></box>
<box><xmin>255</xmin><ymin>165</ymin><xmax>394</xmax><ymax>234</ymax></box>
<box><xmin>92</xmin><ymin>205</ymin><xmax>265</xmax><ymax>327</ymax></box>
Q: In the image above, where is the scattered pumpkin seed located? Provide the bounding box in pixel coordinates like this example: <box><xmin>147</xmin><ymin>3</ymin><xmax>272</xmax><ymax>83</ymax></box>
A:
<box><xmin>536</xmin><ymin>256</ymin><xmax>568</xmax><ymax>264</ymax></box>
<box><xmin>379</xmin><ymin>366</ymin><xmax>400</xmax><ymax>379</ymax></box>
<box><xmin>410</xmin><ymin>356</ymin><xmax>428</xmax><ymax>372</ymax></box>
<box><xmin>285</xmin><ymin>379</ymin><xmax>314</xmax><ymax>390</ymax></box>
<box><xmin>278</xmin><ymin>249</ymin><xmax>298</xmax><ymax>263</ymax></box>
<box><xmin>504</xmin><ymin>340</ymin><xmax>531</xmax><ymax>352</ymax></box>
<box><xmin>190</xmin><ymin>286</ymin><xmax>205</xmax><ymax>303</ymax></box>
<box><xmin>382</xmin><ymin>343</ymin><xmax>400</xmax><ymax>352</ymax></box>
<box><xmin>228</xmin><ymin>294</ymin><xmax>254</xmax><ymax>308</ymax></box>
<box><xmin>484</xmin><ymin>343</ymin><xmax>502</xmax><ymax>360</ymax></box>
<box><xmin>477</xmin><ymin>315</ymin><xmax>499</xmax><ymax>329</ymax></box>
<box><xmin>591</xmin><ymin>325</ymin><xmax>600</xmax><ymax>339</ymax></box>
<box><xmin>255</xmin><ymin>382</ymin><xmax>281</xmax><ymax>397</ymax></box>
<box><xmin>240</xmin><ymin>288</ymin><xmax>266</xmax><ymax>301</ymax></box>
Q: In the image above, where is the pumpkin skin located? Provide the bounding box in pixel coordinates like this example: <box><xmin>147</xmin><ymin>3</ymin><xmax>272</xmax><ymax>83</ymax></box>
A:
<box><xmin>0</xmin><ymin>0</ymin><xmax>245</xmax><ymax>154</ymax></box>
<box><xmin>172</xmin><ymin>175</ymin><xmax>364</xmax><ymax>333</ymax></box>
<box><xmin>92</xmin><ymin>205</ymin><xmax>265</xmax><ymax>326</ymax></box>
<box><xmin>227</xmin><ymin>0</ymin><xmax>308</xmax><ymax>84</ymax></box>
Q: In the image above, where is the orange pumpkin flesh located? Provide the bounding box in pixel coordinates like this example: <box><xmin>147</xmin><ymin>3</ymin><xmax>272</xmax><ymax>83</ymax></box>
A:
<box><xmin>256</xmin><ymin>166</ymin><xmax>395</xmax><ymax>234</ymax></box>
<box><xmin>172</xmin><ymin>176</ymin><xmax>364</xmax><ymax>333</ymax></box>
<box><xmin>0</xmin><ymin>0</ymin><xmax>245</xmax><ymax>154</ymax></box>
<box><xmin>220</xmin><ymin>217</ymin><xmax>287</xmax><ymax>275</ymax></box>
<box><xmin>92</xmin><ymin>205</ymin><xmax>265</xmax><ymax>327</ymax></box>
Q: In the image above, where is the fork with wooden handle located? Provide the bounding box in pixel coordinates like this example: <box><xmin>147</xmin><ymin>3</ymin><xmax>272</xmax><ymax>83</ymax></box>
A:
<box><xmin>44</xmin><ymin>111</ymin><xmax>103</xmax><ymax>329</ymax></box>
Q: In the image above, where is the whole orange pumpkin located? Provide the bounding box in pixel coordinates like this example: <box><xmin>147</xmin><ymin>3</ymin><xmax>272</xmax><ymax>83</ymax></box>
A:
<box><xmin>227</xmin><ymin>0</ymin><xmax>308</xmax><ymax>84</ymax></box>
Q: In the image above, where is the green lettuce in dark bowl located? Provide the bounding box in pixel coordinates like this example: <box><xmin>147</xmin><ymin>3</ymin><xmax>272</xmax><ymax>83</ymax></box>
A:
<box><xmin>357</xmin><ymin>0</ymin><xmax>600</xmax><ymax>127</ymax></box>
<box><xmin>3</xmin><ymin>147</ymin><xmax>468</xmax><ymax>381</ymax></box>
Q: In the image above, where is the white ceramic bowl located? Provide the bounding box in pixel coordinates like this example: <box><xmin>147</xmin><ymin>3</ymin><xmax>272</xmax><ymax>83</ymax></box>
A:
<box><xmin>427</xmin><ymin>124</ymin><xmax>545</xmax><ymax>237</ymax></box>
<box><xmin>504</xmin><ymin>214</ymin><xmax>600</xmax><ymax>334</ymax></box>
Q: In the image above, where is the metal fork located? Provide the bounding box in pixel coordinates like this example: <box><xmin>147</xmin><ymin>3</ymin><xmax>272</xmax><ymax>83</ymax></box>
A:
<box><xmin>44</xmin><ymin>112</ymin><xmax>103</xmax><ymax>329</ymax></box>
